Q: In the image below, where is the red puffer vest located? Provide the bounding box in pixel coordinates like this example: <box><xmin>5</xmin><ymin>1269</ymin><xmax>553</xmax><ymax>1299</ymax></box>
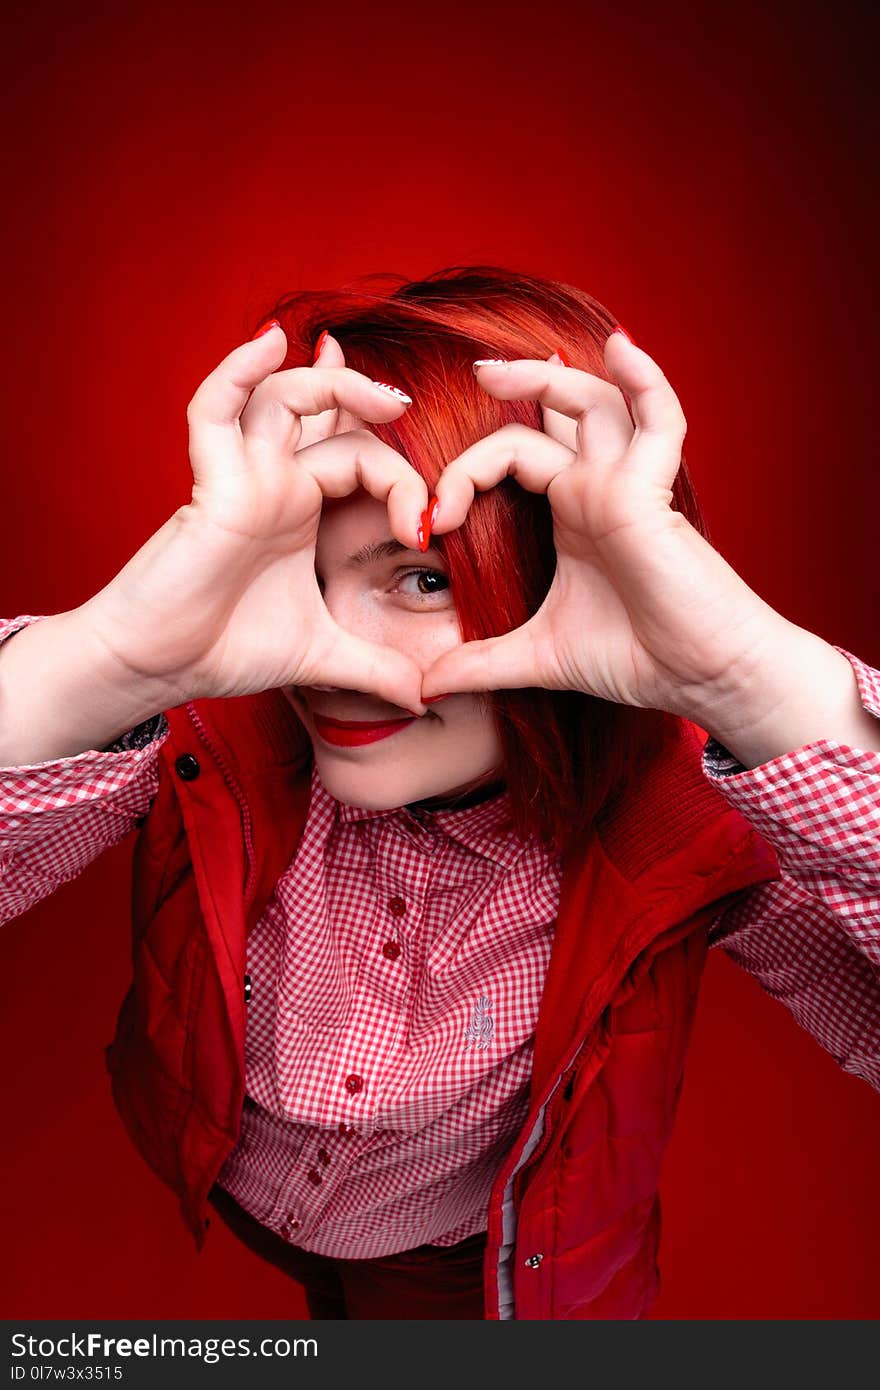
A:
<box><xmin>104</xmin><ymin>690</ymin><xmax>779</xmax><ymax>1319</ymax></box>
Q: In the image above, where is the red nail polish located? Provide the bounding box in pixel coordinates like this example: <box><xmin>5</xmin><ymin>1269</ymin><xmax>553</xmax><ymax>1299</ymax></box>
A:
<box><xmin>251</xmin><ymin>318</ymin><xmax>280</xmax><ymax>340</ymax></box>
<box><xmin>417</xmin><ymin>510</ymin><xmax>431</xmax><ymax>552</ymax></box>
<box><xmin>555</xmin><ymin>346</ymin><xmax>571</xmax><ymax>366</ymax></box>
<box><xmin>613</xmin><ymin>323</ymin><xmax>635</xmax><ymax>345</ymax></box>
<box><xmin>424</xmin><ymin>694</ymin><xmax>453</xmax><ymax>703</ymax></box>
<box><xmin>428</xmin><ymin>495</ymin><xmax>439</xmax><ymax>529</ymax></box>
<box><xmin>312</xmin><ymin>328</ymin><xmax>328</xmax><ymax>362</ymax></box>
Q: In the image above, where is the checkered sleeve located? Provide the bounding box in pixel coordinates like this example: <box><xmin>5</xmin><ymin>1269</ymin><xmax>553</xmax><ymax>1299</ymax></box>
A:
<box><xmin>0</xmin><ymin>615</ymin><xmax>168</xmax><ymax>926</ymax></box>
<box><xmin>703</xmin><ymin>646</ymin><xmax>880</xmax><ymax>1091</ymax></box>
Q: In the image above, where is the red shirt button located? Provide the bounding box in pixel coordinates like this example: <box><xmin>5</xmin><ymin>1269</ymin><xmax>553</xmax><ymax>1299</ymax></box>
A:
<box><xmin>382</xmin><ymin>940</ymin><xmax>402</xmax><ymax>960</ymax></box>
<box><xmin>317</xmin><ymin>1148</ymin><xmax>331</xmax><ymax>1165</ymax></box>
<box><xmin>285</xmin><ymin>1214</ymin><xmax>301</xmax><ymax>1229</ymax></box>
<box><xmin>344</xmin><ymin>1074</ymin><xmax>364</xmax><ymax>1094</ymax></box>
<box><xmin>306</xmin><ymin>1169</ymin><xmax>322</xmax><ymax>1185</ymax></box>
<box><xmin>388</xmin><ymin>896</ymin><xmax>407</xmax><ymax>917</ymax></box>
<box><xmin>338</xmin><ymin>1121</ymin><xmax>356</xmax><ymax>1136</ymax></box>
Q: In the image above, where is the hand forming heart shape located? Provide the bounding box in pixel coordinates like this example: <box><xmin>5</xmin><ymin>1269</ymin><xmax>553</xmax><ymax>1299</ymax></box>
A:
<box><xmin>310</xmin><ymin>329</ymin><xmax>790</xmax><ymax>729</ymax></box>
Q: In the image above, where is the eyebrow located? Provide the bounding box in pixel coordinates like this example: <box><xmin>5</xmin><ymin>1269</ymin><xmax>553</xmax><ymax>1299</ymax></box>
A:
<box><xmin>342</xmin><ymin>537</ymin><xmax>442</xmax><ymax>569</ymax></box>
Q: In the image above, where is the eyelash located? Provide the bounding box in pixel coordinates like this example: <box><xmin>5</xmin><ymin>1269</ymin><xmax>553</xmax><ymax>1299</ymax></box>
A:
<box><xmin>315</xmin><ymin>568</ymin><xmax>450</xmax><ymax>601</ymax></box>
<box><xmin>395</xmin><ymin>567</ymin><xmax>450</xmax><ymax>600</ymax></box>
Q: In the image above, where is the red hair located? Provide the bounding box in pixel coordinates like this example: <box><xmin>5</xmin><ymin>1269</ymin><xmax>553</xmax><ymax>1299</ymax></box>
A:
<box><xmin>253</xmin><ymin>266</ymin><xmax>709</xmax><ymax>863</ymax></box>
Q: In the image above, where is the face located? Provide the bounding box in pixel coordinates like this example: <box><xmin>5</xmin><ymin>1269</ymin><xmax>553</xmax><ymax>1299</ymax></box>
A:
<box><xmin>282</xmin><ymin>482</ymin><xmax>505</xmax><ymax>812</ymax></box>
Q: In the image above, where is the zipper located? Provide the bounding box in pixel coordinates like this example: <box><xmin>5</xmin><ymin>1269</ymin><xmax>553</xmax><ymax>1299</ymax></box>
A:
<box><xmin>510</xmin><ymin>1032</ymin><xmax>602</xmax><ymax>1207</ymax></box>
<box><xmin>186</xmin><ymin>703</ymin><xmax>257</xmax><ymax>906</ymax></box>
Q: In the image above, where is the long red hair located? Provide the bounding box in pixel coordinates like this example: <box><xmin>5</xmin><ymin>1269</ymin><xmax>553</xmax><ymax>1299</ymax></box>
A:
<box><xmin>254</xmin><ymin>265</ymin><xmax>709</xmax><ymax>862</ymax></box>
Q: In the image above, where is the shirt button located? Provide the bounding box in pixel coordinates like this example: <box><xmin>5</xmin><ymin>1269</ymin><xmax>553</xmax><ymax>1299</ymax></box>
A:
<box><xmin>382</xmin><ymin>940</ymin><xmax>401</xmax><ymax>961</ymax></box>
<box><xmin>285</xmin><ymin>1213</ymin><xmax>301</xmax><ymax>1229</ymax></box>
<box><xmin>316</xmin><ymin>1148</ymin><xmax>331</xmax><ymax>1165</ymax></box>
<box><xmin>338</xmin><ymin>1122</ymin><xmax>356</xmax><ymax>1136</ymax></box>
<box><xmin>344</xmin><ymin>1074</ymin><xmax>364</xmax><ymax>1094</ymax></box>
<box><xmin>174</xmin><ymin>753</ymin><xmax>201</xmax><ymax>781</ymax></box>
<box><xmin>306</xmin><ymin>1169</ymin><xmax>322</xmax><ymax>1186</ymax></box>
<box><xmin>388</xmin><ymin>896</ymin><xmax>407</xmax><ymax>917</ymax></box>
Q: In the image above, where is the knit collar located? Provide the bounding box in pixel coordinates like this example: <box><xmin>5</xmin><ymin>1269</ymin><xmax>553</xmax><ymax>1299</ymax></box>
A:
<box><xmin>311</xmin><ymin>763</ymin><xmax>527</xmax><ymax>868</ymax></box>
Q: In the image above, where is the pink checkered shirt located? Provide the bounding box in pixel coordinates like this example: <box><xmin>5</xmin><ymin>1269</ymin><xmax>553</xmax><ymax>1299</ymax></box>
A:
<box><xmin>1</xmin><ymin>614</ymin><xmax>879</xmax><ymax>1258</ymax></box>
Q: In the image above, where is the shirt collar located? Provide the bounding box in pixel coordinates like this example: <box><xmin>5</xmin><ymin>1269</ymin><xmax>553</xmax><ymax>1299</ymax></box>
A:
<box><xmin>311</xmin><ymin>763</ymin><xmax>526</xmax><ymax>869</ymax></box>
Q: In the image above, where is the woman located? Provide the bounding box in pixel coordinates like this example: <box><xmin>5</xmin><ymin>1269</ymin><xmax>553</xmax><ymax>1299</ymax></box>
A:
<box><xmin>0</xmin><ymin>266</ymin><xmax>877</xmax><ymax>1320</ymax></box>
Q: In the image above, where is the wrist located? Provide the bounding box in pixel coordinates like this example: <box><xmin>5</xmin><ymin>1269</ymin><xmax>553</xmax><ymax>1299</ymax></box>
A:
<box><xmin>692</xmin><ymin>626</ymin><xmax>880</xmax><ymax>770</ymax></box>
<box><xmin>0</xmin><ymin>609</ymin><xmax>176</xmax><ymax>766</ymax></box>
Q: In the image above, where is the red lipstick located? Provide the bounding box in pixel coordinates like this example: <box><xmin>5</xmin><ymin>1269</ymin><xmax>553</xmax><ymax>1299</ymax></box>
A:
<box><xmin>312</xmin><ymin>713</ymin><xmax>417</xmax><ymax>747</ymax></box>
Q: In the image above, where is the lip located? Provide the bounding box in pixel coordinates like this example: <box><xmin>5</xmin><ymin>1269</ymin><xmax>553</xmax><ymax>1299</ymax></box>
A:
<box><xmin>312</xmin><ymin>712</ymin><xmax>418</xmax><ymax>747</ymax></box>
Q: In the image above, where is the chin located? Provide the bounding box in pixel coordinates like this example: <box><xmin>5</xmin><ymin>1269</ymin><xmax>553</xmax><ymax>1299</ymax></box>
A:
<box><xmin>313</xmin><ymin>748</ymin><xmax>505</xmax><ymax>813</ymax></box>
<box><xmin>313</xmin><ymin>758</ymin><xmax>431</xmax><ymax>810</ymax></box>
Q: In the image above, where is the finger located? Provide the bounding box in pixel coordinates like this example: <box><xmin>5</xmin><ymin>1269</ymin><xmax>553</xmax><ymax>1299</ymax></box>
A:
<box><xmin>257</xmin><ymin>364</ymin><xmax>412</xmax><ymax>422</ymax></box>
<box><xmin>603</xmin><ymin>331</ymin><xmax>687</xmax><ymax>440</ymax></box>
<box><xmin>540</xmin><ymin>350</ymin><xmax>578</xmax><ymax>452</ymax></box>
<box><xmin>314</xmin><ymin>329</ymin><xmax>346</xmax><ymax>370</ymax></box>
<box><xmin>240</xmin><ymin>364</ymin><xmax>410</xmax><ymax>437</ymax></box>
<box><xmin>314</xmin><ymin>623</ymin><xmax>429</xmax><ymax>718</ymax></box>
<box><xmin>473</xmin><ymin>357</ymin><xmax>632</xmax><ymax>467</ymax></box>
<box><xmin>419</xmin><ymin>613</ymin><xmax>547</xmax><ymax>700</ymax></box>
<box><xmin>307</xmin><ymin>329</ymin><xmax>344</xmax><ymax>445</ymax></box>
<box><xmin>291</xmin><ymin>428</ymin><xmax>431</xmax><ymax>553</ymax></box>
<box><xmin>191</xmin><ymin>364</ymin><xmax>408</xmax><ymax>489</ymax></box>
<box><xmin>428</xmin><ymin>423</ymin><xmax>573</xmax><ymax>536</ymax></box>
<box><xmin>600</xmin><ymin>331</ymin><xmax>688</xmax><ymax>489</ymax></box>
<box><xmin>240</xmin><ymin>331</ymin><xmax>347</xmax><ymax>456</ymax></box>
<box><xmin>188</xmin><ymin>322</ymin><xmax>288</xmax><ymax>428</ymax></box>
<box><xmin>186</xmin><ymin>323</ymin><xmax>289</xmax><ymax>485</ymax></box>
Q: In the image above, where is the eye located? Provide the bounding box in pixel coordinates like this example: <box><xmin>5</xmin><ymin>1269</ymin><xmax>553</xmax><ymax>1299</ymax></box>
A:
<box><xmin>395</xmin><ymin>567</ymin><xmax>451</xmax><ymax>601</ymax></box>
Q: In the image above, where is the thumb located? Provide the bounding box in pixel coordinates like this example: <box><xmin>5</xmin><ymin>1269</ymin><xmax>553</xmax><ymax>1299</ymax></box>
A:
<box><xmin>320</xmin><ymin>629</ymin><xmax>428</xmax><ymax>719</ymax></box>
<box><xmin>420</xmin><ymin>626</ymin><xmax>540</xmax><ymax>701</ymax></box>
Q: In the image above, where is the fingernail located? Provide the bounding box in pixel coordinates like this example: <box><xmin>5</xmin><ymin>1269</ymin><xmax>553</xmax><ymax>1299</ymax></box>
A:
<box><xmin>312</xmin><ymin>328</ymin><xmax>329</xmax><ymax>361</ymax></box>
<box><xmin>612</xmin><ymin>323</ymin><xmax>636</xmax><ymax>345</ymax></box>
<box><xmin>251</xmin><ymin>318</ymin><xmax>281</xmax><ymax>340</ymax></box>
<box><xmin>428</xmin><ymin>495</ymin><xmax>439</xmax><ymax>528</ymax></box>
<box><xmin>371</xmin><ymin>381</ymin><xmax>413</xmax><ymax>404</ymax></box>
<box><xmin>424</xmin><ymin>694</ymin><xmax>453</xmax><ymax>703</ymax></box>
<box><xmin>555</xmin><ymin>346</ymin><xmax>571</xmax><ymax>366</ymax></box>
<box><xmin>417</xmin><ymin>495</ymin><xmax>439</xmax><ymax>551</ymax></box>
<box><xmin>472</xmin><ymin>358</ymin><xmax>508</xmax><ymax>373</ymax></box>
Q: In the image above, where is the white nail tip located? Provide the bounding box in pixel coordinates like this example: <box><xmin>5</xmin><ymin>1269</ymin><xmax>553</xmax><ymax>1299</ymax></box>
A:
<box><xmin>473</xmin><ymin>359</ymin><xmax>508</xmax><ymax>367</ymax></box>
<box><xmin>371</xmin><ymin>381</ymin><xmax>412</xmax><ymax>404</ymax></box>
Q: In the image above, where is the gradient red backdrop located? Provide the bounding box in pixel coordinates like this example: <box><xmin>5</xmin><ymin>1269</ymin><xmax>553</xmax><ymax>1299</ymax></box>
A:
<box><xmin>2</xmin><ymin>1</ymin><xmax>878</xmax><ymax>1319</ymax></box>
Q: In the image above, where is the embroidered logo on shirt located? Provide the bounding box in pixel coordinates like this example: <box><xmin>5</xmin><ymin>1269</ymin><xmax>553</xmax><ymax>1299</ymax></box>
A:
<box><xmin>464</xmin><ymin>994</ymin><xmax>495</xmax><ymax>1051</ymax></box>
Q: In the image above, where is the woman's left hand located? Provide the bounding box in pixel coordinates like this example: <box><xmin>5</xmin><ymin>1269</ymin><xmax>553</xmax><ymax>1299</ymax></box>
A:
<box><xmin>419</xmin><ymin>332</ymin><xmax>796</xmax><ymax>725</ymax></box>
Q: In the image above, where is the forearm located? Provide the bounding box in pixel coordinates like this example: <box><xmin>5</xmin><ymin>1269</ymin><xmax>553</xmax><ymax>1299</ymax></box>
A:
<box><xmin>694</xmin><ymin>626</ymin><xmax>880</xmax><ymax>771</ymax></box>
<box><xmin>0</xmin><ymin>611</ymin><xmax>175</xmax><ymax>767</ymax></box>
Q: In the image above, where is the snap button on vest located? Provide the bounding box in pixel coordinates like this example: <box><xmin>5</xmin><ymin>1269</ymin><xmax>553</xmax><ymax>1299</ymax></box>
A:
<box><xmin>174</xmin><ymin>753</ymin><xmax>201</xmax><ymax>780</ymax></box>
<box><xmin>244</xmin><ymin>974</ymin><xmax>252</xmax><ymax>1003</ymax></box>
<box><xmin>524</xmin><ymin>1253</ymin><xmax>544</xmax><ymax>1268</ymax></box>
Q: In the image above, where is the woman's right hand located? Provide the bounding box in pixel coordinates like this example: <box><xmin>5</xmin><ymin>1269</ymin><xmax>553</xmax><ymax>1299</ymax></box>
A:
<box><xmin>80</xmin><ymin>323</ymin><xmax>432</xmax><ymax>716</ymax></box>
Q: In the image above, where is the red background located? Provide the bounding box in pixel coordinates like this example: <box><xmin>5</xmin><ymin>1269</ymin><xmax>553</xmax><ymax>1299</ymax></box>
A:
<box><xmin>2</xmin><ymin>1</ymin><xmax>878</xmax><ymax>1319</ymax></box>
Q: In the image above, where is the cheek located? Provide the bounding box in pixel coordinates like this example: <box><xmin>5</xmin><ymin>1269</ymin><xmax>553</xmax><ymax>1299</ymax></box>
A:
<box><xmin>415</xmin><ymin>612</ymin><xmax>464</xmax><ymax>661</ymax></box>
<box><xmin>445</xmin><ymin>698</ymin><xmax>500</xmax><ymax>746</ymax></box>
